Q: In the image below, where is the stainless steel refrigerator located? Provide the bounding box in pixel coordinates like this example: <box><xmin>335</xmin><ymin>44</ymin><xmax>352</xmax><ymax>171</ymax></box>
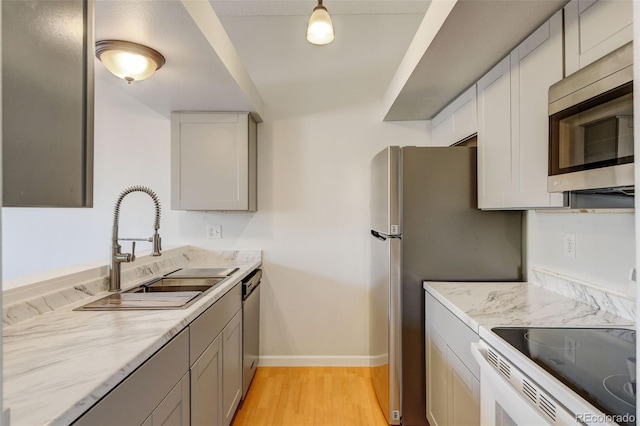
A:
<box><xmin>369</xmin><ymin>146</ymin><xmax>523</xmax><ymax>426</ymax></box>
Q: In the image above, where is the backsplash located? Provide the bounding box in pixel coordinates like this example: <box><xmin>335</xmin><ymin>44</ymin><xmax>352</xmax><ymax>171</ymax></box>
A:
<box><xmin>529</xmin><ymin>267</ymin><xmax>635</xmax><ymax>321</ymax></box>
<box><xmin>2</xmin><ymin>247</ymin><xmax>261</xmax><ymax>327</ymax></box>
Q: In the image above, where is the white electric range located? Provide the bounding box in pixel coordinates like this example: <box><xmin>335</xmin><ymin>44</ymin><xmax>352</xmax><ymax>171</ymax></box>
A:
<box><xmin>472</xmin><ymin>326</ymin><xmax>636</xmax><ymax>426</ymax></box>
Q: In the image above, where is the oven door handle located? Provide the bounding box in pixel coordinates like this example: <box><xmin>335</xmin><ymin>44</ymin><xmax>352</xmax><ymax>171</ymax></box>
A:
<box><xmin>470</xmin><ymin>342</ymin><xmax>486</xmax><ymax>366</ymax></box>
<box><xmin>472</xmin><ymin>341</ymin><xmax>583</xmax><ymax>426</ymax></box>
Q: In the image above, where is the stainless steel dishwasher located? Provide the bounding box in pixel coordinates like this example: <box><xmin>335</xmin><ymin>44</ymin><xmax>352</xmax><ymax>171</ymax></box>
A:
<box><xmin>242</xmin><ymin>269</ymin><xmax>261</xmax><ymax>399</ymax></box>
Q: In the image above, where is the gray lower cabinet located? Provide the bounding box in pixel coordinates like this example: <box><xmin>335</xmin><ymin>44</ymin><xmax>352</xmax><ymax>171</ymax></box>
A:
<box><xmin>74</xmin><ymin>282</ymin><xmax>246</xmax><ymax>426</ymax></box>
<box><xmin>142</xmin><ymin>373</ymin><xmax>191</xmax><ymax>426</ymax></box>
<box><xmin>222</xmin><ymin>311</ymin><xmax>243</xmax><ymax>426</ymax></box>
<box><xmin>73</xmin><ymin>329</ymin><xmax>190</xmax><ymax>426</ymax></box>
<box><xmin>425</xmin><ymin>292</ymin><xmax>480</xmax><ymax>426</ymax></box>
<box><xmin>191</xmin><ymin>334</ymin><xmax>223</xmax><ymax>426</ymax></box>
<box><xmin>189</xmin><ymin>284</ymin><xmax>243</xmax><ymax>426</ymax></box>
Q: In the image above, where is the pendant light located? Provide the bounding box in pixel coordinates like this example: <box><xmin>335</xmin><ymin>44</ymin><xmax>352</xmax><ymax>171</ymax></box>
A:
<box><xmin>306</xmin><ymin>0</ymin><xmax>334</xmax><ymax>45</ymax></box>
<box><xmin>95</xmin><ymin>40</ymin><xmax>165</xmax><ymax>84</ymax></box>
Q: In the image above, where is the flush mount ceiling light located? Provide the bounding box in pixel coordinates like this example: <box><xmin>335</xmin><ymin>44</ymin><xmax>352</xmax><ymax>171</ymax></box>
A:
<box><xmin>306</xmin><ymin>0</ymin><xmax>334</xmax><ymax>45</ymax></box>
<box><xmin>95</xmin><ymin>40</ymin><xmax>165</xmax><ymax>84</ymax></box>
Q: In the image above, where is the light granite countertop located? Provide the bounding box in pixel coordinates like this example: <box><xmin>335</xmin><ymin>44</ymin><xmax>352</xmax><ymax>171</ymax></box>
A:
<box><xmin>3</xmin><ymin>246</ymin><xmax>262</xmax><ymax>426</ymax></box>
<box><xmin>423</xmin><ymin>281</ymin><xmax>634</xmax><ymax>333</ymax></box>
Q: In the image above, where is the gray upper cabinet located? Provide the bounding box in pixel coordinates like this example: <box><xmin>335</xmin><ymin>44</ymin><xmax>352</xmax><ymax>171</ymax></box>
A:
<box><xmin>477</xmin><ymin>11</ymin><xmax>565</xmax><ymax>210</ymax></box>
<box><xmin>564</xmin><ymin>0</ymin><xmax>633</xmax><ymax>75</ymax></box>
<box><xmin>171</xmin><ymin>112</ymin><xmax>257</xmax><ymax>211</ymax></box>
<box><xmin>2</xmin><ymin>0</ymin><xmax>94</xmax><ymax>207</ymax></box>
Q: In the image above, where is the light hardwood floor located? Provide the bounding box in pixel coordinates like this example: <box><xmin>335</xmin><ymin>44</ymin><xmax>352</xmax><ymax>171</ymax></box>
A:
<box><xmin>232</xmin><ymin>367</ymin><xmax>389</xmax><ymax>426</ymax></box>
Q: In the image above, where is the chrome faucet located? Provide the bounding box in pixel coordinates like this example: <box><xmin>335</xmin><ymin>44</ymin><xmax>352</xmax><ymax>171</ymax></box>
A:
<box><xmin>110</xmin><ymin>185</ymin><xmax>162</xmax><ymax>292</ymax></box>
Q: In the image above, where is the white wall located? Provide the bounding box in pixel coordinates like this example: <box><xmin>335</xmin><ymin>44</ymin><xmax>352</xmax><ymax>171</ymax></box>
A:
<box><xmin>2</xmin><ymin>6</ymin><xmax>635</xmax><ymax>366</ymax></box>
<box><xmin>527</xmin><ymin>211</ymin><xmax>635</xmax><ymax>295</ymax></box>
<box><xmin>212</xmin><ymin>14</ymin><xmax>428</xmax><ymax>362</ymax></box>
<box><xmin>3</xmin><ymin>13</ymin><xmax>427</xmax><ymax>363</ymax></box>
<box><xmin>2</xmin><ymin>74</ymin><xmax>184</xmax><ymax>283</ymax></box>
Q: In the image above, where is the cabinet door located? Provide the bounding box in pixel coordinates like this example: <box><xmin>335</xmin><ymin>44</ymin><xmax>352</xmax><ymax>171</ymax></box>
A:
<box><xmin>477</xmin><ymin>56</ymin><xmax>511</xmax><ymax>209</ymax></box>
<box><xmin>171</xmin><ymin>112</ymin><xmax>256</xmax><ymax>211</ymax></box>
<box><xmin>508</xmin><ymin>11</ymin><xmax>565</xmax><ymax>209</ymax></box>
<box><xmin>431</xmin><ymin>107</ymin><xmax>454</xmax><ymax>147</ymax></box>
<box><xmin>223</xmin><ymin>310</ymin><xmax>243</xmax><ymax>426</ymax></box>
<box><xmin>2</xmin><ymin>0</ymin><xmax>94</xmax><ymax>207</ymax></box>
<box><xmin>447</xmin><ymin>348</ymin><xmax>480</xmax><ymax>426</ymax></box>
<box><xmin>564</xmin><ymin>0</ymin><xmax>633</xmax><ymax>75</ymax></box>
<box><xmin>426</xmin><ymin>326</ymin><xmax>449</xmax><ymax>426</ymax></box>
<box><xmin>146</xmin><ymin>372</ymin><xmax>191</xmax><ymax>426</ymax></box>
<box><xmin>451</xmin><ymin>85</ymin><xmax>477</xmax><ymax>144</ymax></box>
<box><xmin>430</xmin><ymin>85</ymin><xmax>477</xmax><ymax>147</ymax></box>
<box><xmin>191</xmin><ymin>333</ymin><xmax>223</xmax><ymax>426</ymax></box>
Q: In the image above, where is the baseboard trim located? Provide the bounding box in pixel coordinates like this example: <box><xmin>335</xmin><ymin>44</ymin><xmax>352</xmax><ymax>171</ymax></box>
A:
<box><xmin>258</xmin><ymin>356</ymin><xmax>374</xmax><ymax>367</ymax></box>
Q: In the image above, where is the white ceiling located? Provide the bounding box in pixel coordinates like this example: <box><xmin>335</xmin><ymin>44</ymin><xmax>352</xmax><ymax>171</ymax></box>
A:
<box><xmin>95</xmin><ymin>0</ymin><xmax>572</xmax><ymax>122</ymax></box>
<box><xmin>383</xmin><ymin>0</ymin><xmax>570</xmax><ymax>121</ymax></box>
<box><xmin>94</xmin><ymin>0</ymin><xmax>426</xmax><ymax>120</ymax></box>
<box><xmin>210</xmin><ymin>0</ymin><xmax>430</xmax><ymax>16</ymax></box>
<box><xmin>95</xmin><ymin>0</ymin><xmax>264</xmax><ymax>119</ymax></box>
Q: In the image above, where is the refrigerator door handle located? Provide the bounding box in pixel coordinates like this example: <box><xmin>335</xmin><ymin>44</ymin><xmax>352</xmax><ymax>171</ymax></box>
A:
<box><xmin>371</xmin><ymin>230</ymin><xmax>401</xmax><ymax>241</ymax></box>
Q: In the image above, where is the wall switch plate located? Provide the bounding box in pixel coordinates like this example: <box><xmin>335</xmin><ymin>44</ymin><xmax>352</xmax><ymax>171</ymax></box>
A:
<box><xmin>563</xmin><ymin>233</ymin><xmax>576</xmax><ymax>259</ymax></box>
<box><xmin>206</xmin><ymin>225</ymin><xmax>221</xmax><ymax>239</ymax></box>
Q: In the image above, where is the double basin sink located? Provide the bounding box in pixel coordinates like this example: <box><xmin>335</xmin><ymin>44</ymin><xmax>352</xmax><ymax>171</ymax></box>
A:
<box><xmin>76</xmin><ymin>268</ymin><xmax>239</xmax><ymax>311</ymax></box>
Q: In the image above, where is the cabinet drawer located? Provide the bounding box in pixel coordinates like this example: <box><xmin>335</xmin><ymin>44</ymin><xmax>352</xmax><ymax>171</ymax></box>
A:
<box><xmin>190</xmin><ymin>283</ymin><xmax>241</xmax><ymax>365</ymax></box>
<box><xmin>426</xmin><ymin>293</ymin><xmax>479</xmax><ymax>379</ymax></box>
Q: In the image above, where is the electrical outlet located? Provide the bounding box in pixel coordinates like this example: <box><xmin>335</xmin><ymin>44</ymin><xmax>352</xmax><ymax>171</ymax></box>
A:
<box><xmin>206</xmin><ymin>225</ymin><xmax>221</xmax><ymax>239</ymax></box>
<box><xmin>563</xmin><ymin>233</ymin><xmax>576</xmax><ymax>259</ymax></box>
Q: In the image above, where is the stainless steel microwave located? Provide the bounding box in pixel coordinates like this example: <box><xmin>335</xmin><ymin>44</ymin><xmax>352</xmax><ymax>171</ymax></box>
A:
<box><xmin>548</xmin><ymin>42</ymin><xmax>633</xmax><ymax>193</ymax></box>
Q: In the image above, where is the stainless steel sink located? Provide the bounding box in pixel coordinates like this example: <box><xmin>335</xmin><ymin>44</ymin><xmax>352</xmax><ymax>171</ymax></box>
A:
<box><xmin>75</xmin><ymin>276</ymin><xmax>229</xmax><ymax>311</ymax></box>
<box><xmin>164</xmin><ymin>268</ymin><xmax>238</xmax><ymax>279</ymax></box>
<box><xmin>126</xmin><ymin>277</ymin><xmax>224</xmax><ymax>293</ymax></box>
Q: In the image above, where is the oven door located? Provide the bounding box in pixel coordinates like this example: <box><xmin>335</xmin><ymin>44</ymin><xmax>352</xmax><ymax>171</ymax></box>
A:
<box><xmin>471</xmin><ymin>342</ymin><xmax>578</xmax><ymax>426</ymax></box>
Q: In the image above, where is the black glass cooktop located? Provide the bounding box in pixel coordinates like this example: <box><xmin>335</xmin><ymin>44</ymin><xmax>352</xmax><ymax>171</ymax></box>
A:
<box><xmin>492</xmin><ymin>327</ymin><xmax>636</xmax><ymax>426</ymax></box>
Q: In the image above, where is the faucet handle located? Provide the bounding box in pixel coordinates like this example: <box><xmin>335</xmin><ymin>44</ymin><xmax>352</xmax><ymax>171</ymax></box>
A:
<box><xmin>130</xmin><ymin>241</ymin><xmax>136</xmax><ymax>262</ymax></box>
<box><xmin>152</xmin><ymin>233</ymin><xmax>162</xmax><ymax>256</ymax></box>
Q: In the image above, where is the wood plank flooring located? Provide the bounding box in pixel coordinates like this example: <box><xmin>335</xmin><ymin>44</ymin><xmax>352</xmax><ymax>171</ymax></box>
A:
<box><xmin>232</xmin><ymin>367</ymin><xmax>389</xmax><ymax>426</ymax></box>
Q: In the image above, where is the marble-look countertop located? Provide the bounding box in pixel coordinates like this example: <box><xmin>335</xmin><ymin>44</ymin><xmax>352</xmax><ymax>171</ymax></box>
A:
<box><xmin>3</xmin><ymin>246</ymin><xmax>262</xmax><ymax>426</ymax></box>
<box><xmin>423</xmin><ymin>281</ymin><xmax>634</xmax><ymax>333</ymax></box>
